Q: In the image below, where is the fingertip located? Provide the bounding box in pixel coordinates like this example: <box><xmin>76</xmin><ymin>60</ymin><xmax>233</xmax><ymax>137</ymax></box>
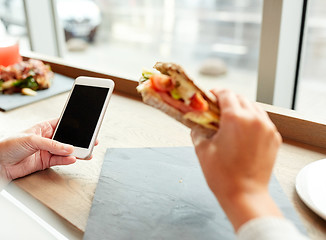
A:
<box><xmin>84</xmin><ymin>155</ymin><xmax>93</xmax><ymax>160</ymax></box>
<box><xmin>209</xmin><ymin>89</ymin><xmax>219</xmax><ymax>98</ymax></box>
<box><xmin>63</xmin><ymin>144</ymin><xmax>74</xmax><ymax>154</ymax></box>
<box><xmin>67</xmin><ymin>155</ymin><xmax>77</xmax><ymax>163</ymax></box>
<box><xmin>191</xmin><ymin>126</ymin><xmax>214</xmax><ymax>146</ymax></box>
<box><xmin>49</xmin><ymin>155</ymin><xmax>77</xmax><ymax>167</ymax></box>
<box><xmin>210</xmin><ymin>88</ymin><xmax>228</xmax><ymax>97</ymax></box>
<box><xmin>190</xmin><ymin>125</ymin><xmax>201</xmax><ymax>141</ymax></box>
<box><xmin>49</xmin><ymin>118</ymin><xmax>59</xmax><ymax>128</ymax></box>
<box><xmin>75</xmin><ymin>154</ymin><xmax>93</xmax><ymax>160</ymax></box>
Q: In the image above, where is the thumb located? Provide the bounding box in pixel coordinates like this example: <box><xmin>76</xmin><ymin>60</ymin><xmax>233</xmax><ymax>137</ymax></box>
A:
<box><xmin>191</xmin><ymin>126</ymin><xmax>215</xmax><ymax>149</ymax></box>
<box><xmin>23</xmin><ymin>135</ymin><xmax>74</xmax><ymax>156</ymax></box>
<box><xmin>191</xmin><ymin>126</ymin><xmax>216</xmax><ymax>147</ymax></box>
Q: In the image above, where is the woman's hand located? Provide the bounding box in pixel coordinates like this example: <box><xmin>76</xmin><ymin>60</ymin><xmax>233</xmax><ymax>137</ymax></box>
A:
<box><xmin>191</xmin><ymin>89</ymin><xmax>283</xmax><ymax>231</ymax></box>
<box><xmin>0</xmin><ymin>119</ymin><xmax>76</xmax><ymax>181</ymax></box>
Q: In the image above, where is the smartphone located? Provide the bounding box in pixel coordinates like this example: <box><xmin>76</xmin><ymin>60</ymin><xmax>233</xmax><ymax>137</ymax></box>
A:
<box><xmin>52</xmin><ymin>76</ymin><xmax>114</xmax><ymax>159</ymax></box>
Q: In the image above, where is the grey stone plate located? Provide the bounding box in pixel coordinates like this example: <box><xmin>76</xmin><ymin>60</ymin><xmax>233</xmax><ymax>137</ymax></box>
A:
<box><xmin>0</xmin><ymin>74</ymin><xmax>73</xmax><ymax>111</ymax></box>
<box><xmin>84</xmin><ymin>147</ymin><xmax>306</xmax><ymax>240</ymax></box>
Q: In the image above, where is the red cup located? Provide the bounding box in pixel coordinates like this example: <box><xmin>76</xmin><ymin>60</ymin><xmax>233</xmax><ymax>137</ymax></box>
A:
<box><xmin>0</xmin><ymin>37</ymin><xmax>22</xmax><ymax>67</ymax></box>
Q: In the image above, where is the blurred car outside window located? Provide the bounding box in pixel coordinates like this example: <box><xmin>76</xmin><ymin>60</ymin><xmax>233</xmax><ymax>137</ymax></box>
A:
<box><xmin>57</xmin><ymin>0</ymin><xmax>101</xmax><ymax>43</ymax></box>
<box><xmin>0</xmin><ymin>0</ymin><xmax>100</xmax><ymax>53</ymax></box>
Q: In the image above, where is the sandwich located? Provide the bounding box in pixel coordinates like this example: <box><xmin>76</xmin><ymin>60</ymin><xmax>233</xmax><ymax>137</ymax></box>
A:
<box><xmin>137</xmin><ymin>62</ymin><xmax>220</xmax><ymax>130</ymax></box>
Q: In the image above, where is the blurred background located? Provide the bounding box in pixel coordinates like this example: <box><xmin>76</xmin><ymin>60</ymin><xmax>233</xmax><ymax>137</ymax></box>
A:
<box><xmin>1</xmin><ymin>0</ymin><xmax>326</xmax><ymax>119</ymax></box>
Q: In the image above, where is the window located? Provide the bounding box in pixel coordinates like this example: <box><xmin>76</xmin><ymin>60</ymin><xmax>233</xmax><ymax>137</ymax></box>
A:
<box><xmin>295</xmin><ymin>0</ymin><xmax>326</xmax><ymax>120</ymax></box>
<box><xmin>0</xmin><ymin>0</ymin><xmax>31</xmax><ymax>52</ymax></box>
<box><xmin>59</xmin><ymin>0</ymin><xmax>263</xmax><ymax>101</ymax></box>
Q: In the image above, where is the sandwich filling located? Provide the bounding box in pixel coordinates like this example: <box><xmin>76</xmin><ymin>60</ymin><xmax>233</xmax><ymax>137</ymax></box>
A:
<box><xmin>137</xmin><ymin>69</ymin><xmax>219</xmax><ymax>130</ymax></box>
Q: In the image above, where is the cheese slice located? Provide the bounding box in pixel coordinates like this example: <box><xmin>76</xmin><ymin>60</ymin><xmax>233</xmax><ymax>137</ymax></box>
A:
<box><xmin>184</xmin><ymin>111</ymin><xmax>219</xmax><ymax>129</ymax></box>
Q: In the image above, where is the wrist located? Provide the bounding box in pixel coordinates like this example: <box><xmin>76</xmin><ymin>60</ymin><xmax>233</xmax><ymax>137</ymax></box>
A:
<box><xmin>0</xmin><ymin>164</ymin><xmax>10</xmax><ymax>190</ymax></box>
<box><xmin>216</xmin><ymin>189</ymin><xmax>283</xmax><ymax>232</ymax></box>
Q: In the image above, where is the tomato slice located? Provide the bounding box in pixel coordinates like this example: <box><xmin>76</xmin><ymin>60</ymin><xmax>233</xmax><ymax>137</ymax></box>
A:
<box><xmin>158</xmin><ymin>92</ymin><xmax>193</xmax><ymax>113</ymax></box>
<box><xmin>190</xmin><ymin>93</ymin><xmax>209</xmax><ymax>111</ymax></box>
<box><xmin>150</xmin><ymin>74</ymin><xmax>174</xmax><ymax>92</ymax></box>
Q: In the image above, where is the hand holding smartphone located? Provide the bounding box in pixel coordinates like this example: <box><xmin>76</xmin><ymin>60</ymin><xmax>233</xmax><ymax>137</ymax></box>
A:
<box><xmin>52</xmin><ymin>76</ymin><xmax>114</xmax><ymax>159</ymax></box>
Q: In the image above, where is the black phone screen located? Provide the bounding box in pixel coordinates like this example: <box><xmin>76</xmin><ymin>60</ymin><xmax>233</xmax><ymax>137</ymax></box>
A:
<box><xmin>53</xmin><ymin>84</ymin><xmax>110</xmax><ymax>148</ymax></box>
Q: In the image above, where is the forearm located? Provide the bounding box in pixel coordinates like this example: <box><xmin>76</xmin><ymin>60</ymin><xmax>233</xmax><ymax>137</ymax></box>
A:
<box><xmin>217</xmin><ymin>190</ymin><xmax>283</xmax><ymax>232</ymax></box>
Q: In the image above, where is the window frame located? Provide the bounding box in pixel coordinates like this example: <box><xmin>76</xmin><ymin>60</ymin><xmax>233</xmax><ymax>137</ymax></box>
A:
<box><xmin>23</xmin><ymin>0</ymin><xmax>65</xmax><ymax>57</ymax></box>
<box><xmin>256</xmin><ymin>0</ymin><xmax>308</xmax><ymax>109</ymax></box>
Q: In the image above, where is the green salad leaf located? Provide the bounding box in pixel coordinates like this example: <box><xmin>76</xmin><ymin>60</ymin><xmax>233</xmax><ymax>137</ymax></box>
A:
<box><xmin>170</xmin><ymin>88</ymin><xmax>182</xmax><ymax>100</ymax></box>
<box><xmin>13</xmin><ymin>76</ymin><xmax>39</xmax><ymax>90</ymax></box>
<box><xmin>142</xmin><ymin>69</ymin><xmax>154</xmax><ymax>81</ymax></box>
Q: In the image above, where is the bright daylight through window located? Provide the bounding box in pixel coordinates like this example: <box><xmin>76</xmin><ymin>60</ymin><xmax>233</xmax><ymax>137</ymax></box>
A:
<box><xmin>59</xmin><ymin>0</ymin><xmax>263</xmax><ymax>101</ymax></box>
<box><xmin>0</xmin><ymin>0</ymin><xmax>30</xmax><ymax>51</ymax></box>
<box><xmin>0</xmin><ymin>0</ymin><xmax>263</xmax><ymax>100</ymax></box>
